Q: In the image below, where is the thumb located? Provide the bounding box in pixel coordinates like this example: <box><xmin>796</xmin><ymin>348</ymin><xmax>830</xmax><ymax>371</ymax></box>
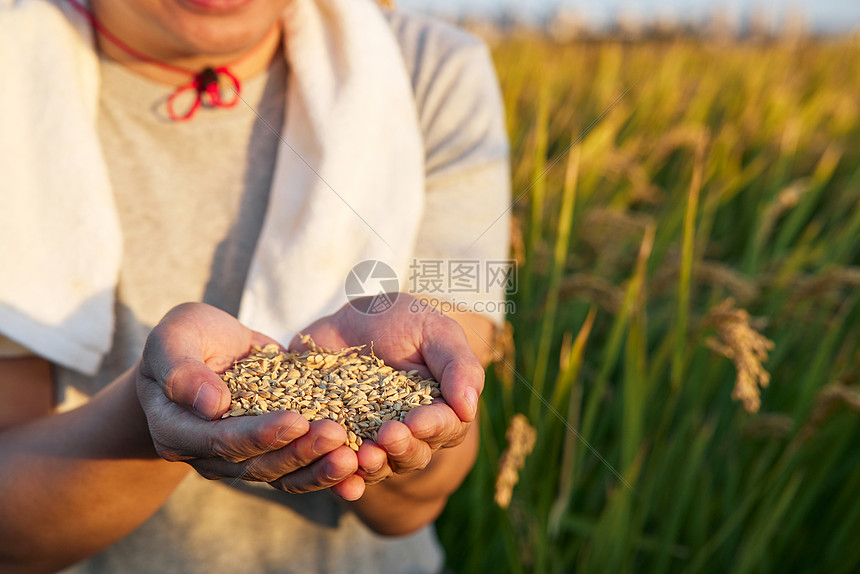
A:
<box><xmin>138</xmin><ymin>303</ymin><xmax>271</xmax><ymax>420</ymax></box>
<box><xmin>436</xmin><ymin>356</ymin><xmax>484</xmax><ymax>423</ymax></box>
<box><xmin>140</xmin><ymin>355</ymin><xmax>231</xmax><ymax>421</ymax></box>
<box><xmin>139</xmin><ymin>317</ymin><xmax>232</xmax><ymax>421</ymax></box>
<box><xmin>421</xmin><ymin>318</ymin><xmax>485</xmax><ymax>423</ymax></box>
<box><xmin>169</xmin><ymin>359</ymin><xmax>232</xmax><ymax>420</ymax></box>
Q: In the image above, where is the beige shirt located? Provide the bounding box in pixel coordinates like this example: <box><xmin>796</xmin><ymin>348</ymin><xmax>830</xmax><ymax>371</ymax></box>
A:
<box><xmin>52</xmin><ymin>10</ymin><xmax>509</xmax><ymax>574</ymax></box>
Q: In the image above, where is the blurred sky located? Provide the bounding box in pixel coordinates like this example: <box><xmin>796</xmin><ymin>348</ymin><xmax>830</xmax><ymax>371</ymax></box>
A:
<box><xmin>397</xmin><ymin>0</ymin><xmax>860</xmax><ymax>33</ymax></box>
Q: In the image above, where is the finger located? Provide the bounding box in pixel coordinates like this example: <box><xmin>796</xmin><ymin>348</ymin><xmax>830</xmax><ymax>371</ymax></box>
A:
<box><xmin>420</xmin><ymin>316</ymin><xmax>485</xmax><ymax>423</ymax></box>
<box><xmin>151</xmin><ymin>358</ymin><xmax>232</xmax><ymax>421</ymax></box>
<box><xmin>140</xmin><ymin>303</ymin><xmax>281</xmax><ymax>420</ymax></box>
<box><xmin>375</xmin><ymin>421</ymin><xmax>432</xmax><ymax>474</ymax></box>
<box><xmin>206</xmin><ymin>420</ymin><xmax>348</xmax><ymax>481</ymax></box>
<box><xmin>268</xmin><ymin>446</ymin><xmax>358</xmax><ymax>494</ymax></box>
<box><xmin>401</xmin><ymin>403</ymin><xmax>469</xmax><ymax>450</ymax></box>
<box><xmin>355</xmin><ymin>441</ymin><xmax>394</xmax><ymax>485</ymax></box>
<box><xmin>331</xmin><ymin>475</ymin><xmax>366</xmax><ymax>501</ymax></box>
<box><xmin>141</xmin><ymin>387</ymin><xmax>309</xmax><ymax>463</ymax></box>
<box><xmin>191</xmin><ymin>441</ymin><xmax>357</xmax><ymax>487</ymax></box>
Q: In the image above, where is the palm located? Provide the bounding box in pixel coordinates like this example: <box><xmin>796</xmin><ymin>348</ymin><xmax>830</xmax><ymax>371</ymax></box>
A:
<box><xmin>291</xmin><ymin>296</ymin><xmax>434</xmax><ymax>377</ymax></box>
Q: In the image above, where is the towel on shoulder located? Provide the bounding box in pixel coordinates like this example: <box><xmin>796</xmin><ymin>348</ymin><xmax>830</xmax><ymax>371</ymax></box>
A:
<box><xmin>0</xmin><ymin>0</ymin><xmax>424</xmax><ymax>374</ymax></box>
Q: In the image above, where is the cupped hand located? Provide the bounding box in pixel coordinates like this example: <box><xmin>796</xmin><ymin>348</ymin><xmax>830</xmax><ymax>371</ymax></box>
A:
<box><xmin>135</xmin><ymin>303</ymin><xmax>365</xmax><ymax>500</ymax></box>
<box><xmin>291</xmin><ymin>294</ymin><xmax>485</xmax><ymax>486</ymax></box>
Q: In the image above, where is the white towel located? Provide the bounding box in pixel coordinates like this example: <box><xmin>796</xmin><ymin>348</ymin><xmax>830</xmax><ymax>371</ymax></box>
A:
<box><xmin>0</xmin><ymin>0</ymin><xmax>424</xmax><ymax>374</ymax></box>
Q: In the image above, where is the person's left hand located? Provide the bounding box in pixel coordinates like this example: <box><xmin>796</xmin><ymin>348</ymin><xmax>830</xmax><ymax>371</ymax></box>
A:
<box><xmin>291</xmin><ymin>293</ymin><xmax>485</xmax><ymax>487</ymax></box>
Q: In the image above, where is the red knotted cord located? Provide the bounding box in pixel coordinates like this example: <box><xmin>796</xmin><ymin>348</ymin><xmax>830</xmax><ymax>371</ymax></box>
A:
<box><xmin>166</xmin><ymin>66</ymin><xmax>240</xmax><ymax>121</ymax></box>
<box><xmin>65</xmin><ymin>0</ymin><xmax>241</xmax><ymax>121</ymax></box>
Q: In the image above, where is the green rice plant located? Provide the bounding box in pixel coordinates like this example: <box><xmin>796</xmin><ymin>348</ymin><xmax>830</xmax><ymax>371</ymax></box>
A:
<box><xmin>436</xmin><ymin>29</ymin><xmax>860</xmax><ymax>574</ymax></box>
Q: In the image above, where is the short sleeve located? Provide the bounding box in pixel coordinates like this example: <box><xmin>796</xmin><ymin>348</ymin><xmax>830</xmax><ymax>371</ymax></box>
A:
<box><xmin>0</xmin><ymin>334</ymin><xmax>35</xmax><ymax>358</ymax></box>
<box><xmin>386</xmin><ymin>12</ymin><xmax>512</xmax><ymax>326</ymax></box>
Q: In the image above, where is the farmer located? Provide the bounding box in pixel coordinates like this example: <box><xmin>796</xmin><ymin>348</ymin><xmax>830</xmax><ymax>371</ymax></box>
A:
<box><xmin>0</xmin><ymin>0</ymin><xmax>510</xmax><ymax>572</ymax></box>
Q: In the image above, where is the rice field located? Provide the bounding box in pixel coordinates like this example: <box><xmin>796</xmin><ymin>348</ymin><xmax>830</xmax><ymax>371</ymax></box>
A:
<box><xmin>436</xmin><ymin>28</ymin><xmax>860</xmax><ymax>573</ymax></box>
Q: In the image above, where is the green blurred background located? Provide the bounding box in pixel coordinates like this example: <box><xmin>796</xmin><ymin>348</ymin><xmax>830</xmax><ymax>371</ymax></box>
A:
<box><xmin>433</xmin><ymin>19</ymin><xmax>860</xmax><ymax>574</ymax></box>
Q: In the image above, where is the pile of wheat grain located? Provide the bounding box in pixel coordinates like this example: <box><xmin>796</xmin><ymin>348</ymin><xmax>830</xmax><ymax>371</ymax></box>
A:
<box><xmin>220</xmin><ymin>342</ymin><xmax>441</xmax><ymax>451</ymax></box>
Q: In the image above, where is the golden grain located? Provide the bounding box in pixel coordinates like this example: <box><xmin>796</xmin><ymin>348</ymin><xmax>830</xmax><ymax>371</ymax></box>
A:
<box><xmin>704</xmin><ymin>298</ymin><xmax>775</xmax><ymax>414</ymax></box>
<box><xmin>494</xmin><ymin>414</ymin><xmax>537</xmax><ymax>509</ymax></box>
<box><xmin>220</xmin><ymin>341</ymin><xmax>441</xmax><ymax>449</ymax></box>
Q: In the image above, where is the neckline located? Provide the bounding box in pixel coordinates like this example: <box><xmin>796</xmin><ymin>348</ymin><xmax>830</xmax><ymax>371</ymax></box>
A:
<box><xmin>97</xmin><ymin>52</ymin><xmax>288</xmax><ymax>124</ymax></box>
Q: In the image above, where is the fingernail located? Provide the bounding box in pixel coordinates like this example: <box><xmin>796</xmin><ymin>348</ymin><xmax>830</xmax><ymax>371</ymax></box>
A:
<box><xmin>363</xmin><ymin>461</ymin><xmax>384</xmax><ymax>474</ymax></box>
<box><xmin>465</xmin><ymin>387</ymin><xmax>479</xmax><ymax>419</ymax></box>
<box><xmin>312</xmin><ymin>435</ymin><xmax>340</xmax><ymax>456</ymax></box>
<box><xmin>192</xmin><ymin>383</ymin><xmax>221</xmax><ymax>420</ymax></box>
<box><xmin>326</xmin><ymin>464</ymin><xmax>352</xmax><ymax>481</ymax></box>
<box><xmin>275</xmin><ymin>426</ymin><xmax>293</xmax><ymax>445</ymax></box>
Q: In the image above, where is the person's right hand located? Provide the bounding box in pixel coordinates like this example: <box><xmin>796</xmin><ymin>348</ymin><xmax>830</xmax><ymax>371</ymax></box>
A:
<box><xmin>135</xmin><ymin>303</ymin><xmax>366</xmax><ymax>500</ymax></box>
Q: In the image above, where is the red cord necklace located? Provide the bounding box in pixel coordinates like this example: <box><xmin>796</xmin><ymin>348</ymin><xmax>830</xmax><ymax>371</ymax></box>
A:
<box><xmin>65</xmin><ymin>0</ymin><xmax>242</xmax><ymax>121</ymax></box>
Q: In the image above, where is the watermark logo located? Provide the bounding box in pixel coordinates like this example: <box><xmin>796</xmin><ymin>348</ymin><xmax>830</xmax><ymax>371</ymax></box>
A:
<box><xmin>407</xmin><ymin>296</ymin><xmax>517</xmax><ymax>316</ymax></box>
<box><xmin>408</xmin><ymin>259</ymin><xmax>518</xmax><ymax>296</ymax></box>
<box><xmin>344</xmin><ymin>260</ymin><xmax>400</xmax><ymax>314</ymax></box>
<box><xmin>345</xmin><ymin>258</ymin><xmax>518</xmax><ymax>315</ymax></box>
